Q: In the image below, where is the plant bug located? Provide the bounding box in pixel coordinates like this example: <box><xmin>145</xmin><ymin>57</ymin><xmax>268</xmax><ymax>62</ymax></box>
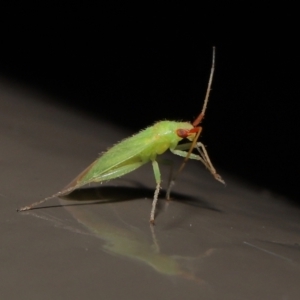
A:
<box><xmin>18</xmin><ymin>47</ymin><xmax>224</xmax><ymax>224</ymax></box>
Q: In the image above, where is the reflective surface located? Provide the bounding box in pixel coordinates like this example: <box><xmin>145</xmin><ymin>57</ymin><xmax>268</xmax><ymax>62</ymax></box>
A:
<box><xmin>1</xmin><ymin>80</ymin><xmax>300</xmax><ymax>299</ymax></box>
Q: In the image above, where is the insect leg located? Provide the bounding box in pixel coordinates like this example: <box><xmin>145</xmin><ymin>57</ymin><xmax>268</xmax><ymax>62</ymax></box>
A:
<box><xmin>150</xmin><ymin>160</ymin><xmax>161</xmax><ymax>224</ymax></box>
<box><xmin>156</xmin><ymin>158</ymin><xmax>174</xmax><ymax>198</ymax></box>
<box><xmin>171</xmin><ymin>142</ymin><xmax>222</xmax><ymax>177</ymax></box>
<box><xmin>194</xmin><ymin>142</ymin><xmax>225</xmax><ymax>184</ymax></box>
<box><xmin>167</xmin><ymin>142</ymin><xmax>224</xmax><ymax>198</ymax></box>
<box><xmin>171</xmin><ymin>143</ymin><xmax>209</xmax><ymax>168</ymax></box>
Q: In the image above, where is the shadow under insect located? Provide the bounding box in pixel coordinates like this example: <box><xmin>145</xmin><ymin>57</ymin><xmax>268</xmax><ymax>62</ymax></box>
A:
<box><xmin>44</xmin><ymin>184</ymin><xmax>222</xmax><ymax>214</ymax></box>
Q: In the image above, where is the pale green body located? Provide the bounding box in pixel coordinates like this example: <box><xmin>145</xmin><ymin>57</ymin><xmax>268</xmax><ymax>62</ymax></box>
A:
<box><xmin>68</xmin><ymin>120</ymin><xmax>195</xmax><ymax>190</ymax></box>
<box><xmin>18</xmin><ymin>120</ymin><xmax>215</xmax><ymax>223</ymax></box>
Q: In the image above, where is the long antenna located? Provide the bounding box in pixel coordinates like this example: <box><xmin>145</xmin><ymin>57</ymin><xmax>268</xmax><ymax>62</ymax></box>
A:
<box><xmin>192</xmin><ymin>46</ymin><xmax>215</xmax><ymax>126</ymax></box>
<box><xmin>166</xmin><ymin>47</ymin><xmax>219</xmax><ymax>199</ymax></box>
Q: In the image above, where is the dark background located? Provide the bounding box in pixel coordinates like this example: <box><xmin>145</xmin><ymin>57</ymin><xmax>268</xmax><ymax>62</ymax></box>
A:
<box><xmin>1</xmin><ymin>4</ymin><xmax>298</xmax><ymax>202</ymax></box>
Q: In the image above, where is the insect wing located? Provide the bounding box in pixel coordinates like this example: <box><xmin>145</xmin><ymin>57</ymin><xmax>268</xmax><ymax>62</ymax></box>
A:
<box><xmin>61</xmin><ymin>130</ymin><xmax>152</xmax><ymax>194</ymax></box>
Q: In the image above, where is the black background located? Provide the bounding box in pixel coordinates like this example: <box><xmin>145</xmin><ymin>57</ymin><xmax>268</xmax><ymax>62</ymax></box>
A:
<box><xmin>1</xmin><ymin>3</ymin><xmax>298</xmax><ymax>203</ymax></box>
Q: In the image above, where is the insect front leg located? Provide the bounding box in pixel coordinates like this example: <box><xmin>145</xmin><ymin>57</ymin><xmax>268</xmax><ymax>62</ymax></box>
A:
<box><xmin>171</xmin><ymin>141</ymin><xmax>216</xmax><ymax>167</ymax></box>
<box><xmin>167</xmin><ymin>142</ymin><xmax>224</xmax><ymax>199</ymax></box>
<box><xmin>176</xmin><ymin>142</ymin><xmax>224</xmax><ymax>183</ymax></box>
<box><xmin>150</xmin><ymin>160</ymin><xmax>162</xmax><ymax>224</ymax></box>
<box><xmin>171</xmin><ymin>142</ymin><xmax>201</xmax><ymax>159</ymax></box>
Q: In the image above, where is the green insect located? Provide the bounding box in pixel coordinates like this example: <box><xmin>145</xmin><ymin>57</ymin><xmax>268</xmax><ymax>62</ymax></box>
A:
<box><xmin>18</xmin><ymin>47</ymin><xmax>224</xmax><ymax>224</ymax></box>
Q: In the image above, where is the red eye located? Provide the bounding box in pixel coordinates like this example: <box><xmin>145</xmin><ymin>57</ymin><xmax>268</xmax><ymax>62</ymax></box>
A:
<box><xmin>176</xmin><ymin>129</ymin><xmax>189</xmax><ymax>138</ymax></box>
